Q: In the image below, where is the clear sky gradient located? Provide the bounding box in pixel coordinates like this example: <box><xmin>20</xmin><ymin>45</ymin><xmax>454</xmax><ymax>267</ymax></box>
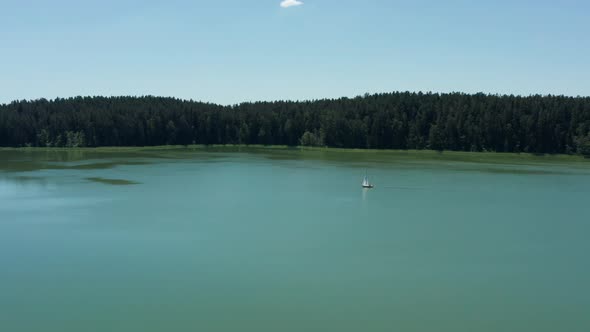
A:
<box><xmin>1</xmin><ymin>0</ymin><xmax>588</xmax><ymax>104</ymax></box>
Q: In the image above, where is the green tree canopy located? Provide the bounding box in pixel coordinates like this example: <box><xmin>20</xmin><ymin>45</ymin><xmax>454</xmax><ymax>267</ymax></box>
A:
<box><xmin>0</xmin><ymin>93</ymin><xmax>588</xmax><ymax>153</ymax></box>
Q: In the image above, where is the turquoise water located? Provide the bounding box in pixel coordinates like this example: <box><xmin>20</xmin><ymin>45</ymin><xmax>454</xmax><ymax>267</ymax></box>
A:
<box><xmin>1</xmin><ymin>148</ymin><xmax>589</xmax><ymax>332</ymax></box>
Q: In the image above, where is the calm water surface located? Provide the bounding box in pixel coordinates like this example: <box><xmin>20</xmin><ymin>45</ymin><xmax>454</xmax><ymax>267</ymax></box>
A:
<box><xmin>1</xmin><ymin>148</ymin><xmax>589</xmax><ymax>332</ymax></box>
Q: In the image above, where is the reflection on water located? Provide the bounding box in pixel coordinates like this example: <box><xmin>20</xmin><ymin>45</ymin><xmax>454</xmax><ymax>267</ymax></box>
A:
<box><xmin>362</xmin><ymin>187</ymin><xmax>369</xmax><ymax>202</ymax></box>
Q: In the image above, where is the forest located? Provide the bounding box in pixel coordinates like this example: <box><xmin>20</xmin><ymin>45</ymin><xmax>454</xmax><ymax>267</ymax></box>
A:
<box><xmin>1</xmin><ymin>92</ymin><xmax>589</xmax><ymax>156</ymax></box>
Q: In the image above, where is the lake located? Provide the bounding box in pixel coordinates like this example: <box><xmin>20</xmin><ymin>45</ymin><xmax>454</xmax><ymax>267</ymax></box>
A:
<box><xmin>1</xmin><ymin>147</ymin><xmax>589</xmax><ymax>332</ymax></box>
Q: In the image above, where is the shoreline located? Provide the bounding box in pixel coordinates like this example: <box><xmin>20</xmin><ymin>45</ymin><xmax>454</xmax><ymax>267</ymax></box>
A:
<box><xmin>1</xmin><ymin>145</ymin><xmax>588</xmax><ymax>163</ymax></box>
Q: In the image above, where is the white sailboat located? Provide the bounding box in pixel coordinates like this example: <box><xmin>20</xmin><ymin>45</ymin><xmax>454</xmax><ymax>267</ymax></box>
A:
<box><xmin>362</xmin><ymin>173</ymin><xmax>374</xmax><ymax>189</ymax></box>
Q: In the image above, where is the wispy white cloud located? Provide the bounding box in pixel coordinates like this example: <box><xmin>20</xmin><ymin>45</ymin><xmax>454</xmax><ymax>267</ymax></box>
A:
<box><xmin>280</xmin><ymin>0</ymin><xmax>304</xmax><ymax>8</ymax></box>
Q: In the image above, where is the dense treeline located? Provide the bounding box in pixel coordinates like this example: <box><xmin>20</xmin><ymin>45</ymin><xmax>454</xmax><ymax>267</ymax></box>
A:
<box><xmin>1</xmin><ymin>92</ymin><xmax>590</xmax><ymax>155</ymax></box>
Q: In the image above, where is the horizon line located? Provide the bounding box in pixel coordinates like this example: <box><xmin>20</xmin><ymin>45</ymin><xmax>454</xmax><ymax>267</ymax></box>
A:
<box><xmin>2</xmin><ymin>90</ymin><xmax>589</xmax><ymax>107</ymax></box>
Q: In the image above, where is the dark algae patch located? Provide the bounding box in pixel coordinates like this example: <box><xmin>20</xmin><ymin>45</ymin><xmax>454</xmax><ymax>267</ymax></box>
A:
<box><xmin>86</xmin><ymin>177</ymin><xmax>139</xmax><ymax>186</ymax></box>
<box><xmin>63</xmin><ymin>160</ymin><xmax>151</xmax><ymax>170</ymax></box>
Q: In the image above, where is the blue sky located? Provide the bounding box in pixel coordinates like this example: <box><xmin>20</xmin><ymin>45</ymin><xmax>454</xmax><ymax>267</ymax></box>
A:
<box><xmin>1</xmin><ymin>0</ymin><xmax>588</xmax><ymax>104</ymax></box>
